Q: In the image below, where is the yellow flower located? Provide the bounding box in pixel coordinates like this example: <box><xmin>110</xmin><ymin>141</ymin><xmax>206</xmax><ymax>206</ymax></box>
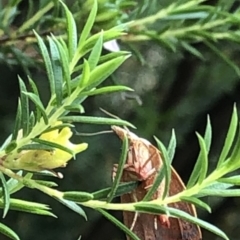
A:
<box><xmin>4</xmin><ymin>122</ymin><xmax>88</xmax><ymax>172</ymax></box>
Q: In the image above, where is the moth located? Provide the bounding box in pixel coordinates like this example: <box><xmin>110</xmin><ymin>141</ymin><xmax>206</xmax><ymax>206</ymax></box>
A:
<box><xmin>112</xmin><ymin>126</ymin><xmax>202</xmax><ymax>240</ymax></box>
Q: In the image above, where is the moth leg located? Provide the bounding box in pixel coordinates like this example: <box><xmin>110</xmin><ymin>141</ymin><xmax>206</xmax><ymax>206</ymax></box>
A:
<box><xmin>144</xmin><ymin>182</ymin><xmax>170</xmax><ymax>228</ymax></box>
<box><xmin>158</xmin><ymin>214</ymin><xmax>170</xmax><ymax>228</ymax></box>
<box><xmin>130</xmin><ymin>212</ymin><xmax>139</xmax><ymax>231</ymax></box>
<box><xmin>112</xmin><ymin>164</ymin><xmax>118</xmax><ymax>180</ymax></box>
<box><xmin>42</xmin><ymin>169</ymin><xmax>63</xmax><ymax>179</ymax></box>
<box><xmin>154</xmin><ymin>216</ymin><xmax>158</xmax><ymax>230</ymax></box>
<box><xmin>130</xmin><ymin>193</ymin><xmax>139</xmax><ymax>230</ymax></box>
<box><xmin>112</xmin><ymin>163</ymin><xmax>134</xmax><ymax>180</ymax></box>
<box><xmin>144</xmin><ymin>183</ymin><xmax>153</xmax><ymax>190</ymax></box>
<box><xmin>142</xmin><ymin>167</ymin><xmax>157</xmax><ymax>180</ymax></box>
<box><xmin>53</xmin><ymin>171</ymin><xmax>64</xmax><ymax>179</ymax></box>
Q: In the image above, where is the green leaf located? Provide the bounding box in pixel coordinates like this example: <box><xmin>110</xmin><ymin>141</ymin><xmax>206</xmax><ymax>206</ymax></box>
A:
<box><xmin>180</xmin><ymin>41</ymin><xmax>205</xmax><ymax>60</ymax></box>
<box><xmin>52</xmin><ymin>35</ymin><xmax>71</xmax><ymax>96</ymax></box>
<box><xmin>17</xmin><ymin>1</ymin><xmax>54</xmax><ymax>34</ymax></box>
<box><xmin>48</xmin><ymin>37</ymin><xmax>63</xmax><ymax>106</ymax></box>
<box><xmin>59</xmin><ymin>38</ymin><xmax>69</xmax><ymax>57</ymax></box>
<box><xmin>79</xmin><ymin>59</ymin><xmax>90</xmax><ymax>88</ymax></box>
<box><xmin>199</xmin><ymin>188</ymin><xmax>240</xmax><ymax>197</ymax></box>
<box><xmin>187</xmin><ymin>117</ymin><xmax>212</xmax><ymax>188</ymax></box>
<box><xmin>5</xmin><ymin>141</ymin><xmax>17</xmax><ymax>154</ymax></box>
<box><xmin>60</xmin><ymin>1</ymin><xmax>77</xmax><ymax>60</ymax></box>
<box><xmin>71</xmin><ymin>52</ymin><xmax>129</xmax><ymax>88</ymax></box>
<box><xmin>143</xmin><ymin>166</ymin><xmax>165</xmax><ymax>201</ymax></box>
<box><xmin>167</xmin><ymin>129</ymin><xmax>177</xmax><ymax>163</ymax></box>
<box><xmin>196</xmin><ymin>133</ymin><xmax>208</xmax><ymax>184</ymax></box>
<box><xmin>196</xmin><ymin>182</ymin><xmax>233</xmax><ymax>197</ymax></box>
<box><xmin>0</xmin><ymin>171</ymin><xmax>25</xmax><ymax>196</ymax></box>
<box><xmin>218</xmin><ymin>105</ymin><xmax>238</xmax><ymax>167</ymax></box>
<box><xmin>225</xmin><ymin>124</ymin><xmax>240</xmax><ymax>171</ymax></box>
<box><xmin>3</xmin><ymin>198</ymin><xmax>56</xmax><ymax>217</ymax></box>
<box><xmin>29</xmin><ymin>112</ymin><xmax>36</xmax><ymax>132</ymax></box>
<box><xmin>63</xmin><ymin>191</ymin><xmax>94</xmax><ymax>202</ymax></box>
<box><xmin>69</xmin><ymin>1</ymin><xmax>99</xmax><ymax>70</ymax></box>
<box><xmin>22</xmin><ymin>92</ymin><xmax>48</xmax><ymax>124</ymax></box>
<box><xmin>205</xmin><ymin>41</ymin><xmax>240</xmax><ymax>76</ymax></box>
<box><xmin>78</xmin><ymin>0</ymin><xmax>97</xmax><ymax>50</ymax></box>
<box><xmin>19</xmin><ymin>78</ymin><xmax>29</xmax><ymax>136</ymax></box>
<box><xmin>99</xmin><ymin>51</ymin><xmax>130</xmax><ymax>64</ymax></box>
<box><xmin>218</xmin><ymin>176</ymin><xmax>240</xmax><ymax>185</ymax></box>
<box><xmin>154</xmin><ymin>137</ymin><xmax>171</xmax><ymax>199</ymax></box>
<box><xmin>92</xmin><ymin>181</ymin><xmax>138</xmax><ymax>200</ymax></box>
<box><xmin>31</xmin><ymin>138</ymin><xmax>74</xmax><ymax>155</ymax></box>
<box><xmin>34</xmin><ymin>30</ymin><xmax>55</xmax><ymax>96</ymax></box>
<box><xmin>18</xmin><ymin>143</ymin><xmax>54</xmax><ymax>151</ymax></box>
<box><xmin>158</xmin><ymin>38</ymin><xmax>177</xmax><ymax>52</ymax></box>
<box><xmin>88</xmin><ymin>32</ymin><xmax>103</xmax><ymax>70</ymax></box>
<box><xmin>0</xmin><ymin>173</ymin><xmax>10</xmax><ymax>218</ymax></box>
<box><xmin>0</xmin><ymin>222</ymin><xmax>20</xmax><ymax>240</ymax></box>
<box><xmin>64</xmin><ymin>104</ymin><xmax>85</xmax><ymax>113</ymax></box>
<box><xmin>204</xmin><ymin>115</ymin><xmax>212</xmax><ymax>153</ymax></box>
<box><xmin>95</xmin><ymin>9</ymin><xmax>119</xmax><ymax>22</ymax></box>
<box><xmin>86</xmin><ymin>55</ymin><xmax>130</xmax><ymax>90</ymax></box>
<box><xmin>0</xmin><ymin>134</ymin><xmax>13</xmax><ymax>152</ymax></box>
<box><xmin>59</xmin><ymin>116</ymin><xmax>135</xmax><ymax>128</ymax></box>
<box><xmin>79</xmin><ymin>86</ymin><xmax>133</xmax><ymax>97</ymax></box>
<box><xmin>73</xmin><ymin>51</ymin><xmax>129</xmax><ymax>73</ymax></box>
<box><xmin>56</xmin><ymin>198</ymin><xmax>87</xmax><ymax>220</ymax></box>
<box><xmin>98</xmin><ymin>209</ymin><xmax>140</xmax><ymax>240</ymax></box>
<box><xmin>12</xmin><ymin>99</ymin><xmax>22</xmax><ymax>140</ymax></box>
<box><xmin>81</xmin><ymin>29</ymin><xmax>125</xmax><ymax>56</ymax></box>
<box><xmin>107</xmin><ymin>134</ymin><xmax>128</xmax><ymax>202</ymax></box>
<box><xmin>28</xmin><ymin>77</ymin><xmax>41</xmax><ymax>122</ymax></box>
<box><xmin>34</xmin><ymin>180</ymin><xmax>58</xmax><ymax>188</ymax></box>
<box><xmin>9</xmin><ymin>47</ymin><xmax>32</xmax><ymax>74</ymax></box>
<box><xmin>9</xmin><ymin>172</ymin><xmax>31</xmax><ymax>195</ymax></box>
<box><xmin>28</xmin><ymin>76</ymin><xmax>40</xmax><ymax>98</ymax></box>
<box><xmin>180</xmin><ymin>196</ymin><xmax>211</xmax><ymax>213</ymax></box>
<box><xmin>165</xmin><ymin>11</ymin><xmax>209</xmax><ymax>20</ymax></box>
<box><xmin>42</xmin><ymin>123</ymin><xmax>74</xmax><ymax>134</ymax></box>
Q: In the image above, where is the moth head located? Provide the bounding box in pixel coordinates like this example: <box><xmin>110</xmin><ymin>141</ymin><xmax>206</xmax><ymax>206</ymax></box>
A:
<box><xmin>111</xmin><ymin>126</ymin><xmax>138</xmax><ymax>140</ymax></box>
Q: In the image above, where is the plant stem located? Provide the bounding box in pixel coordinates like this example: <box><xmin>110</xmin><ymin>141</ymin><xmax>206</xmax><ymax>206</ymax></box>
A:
<box><xmin>0</xmin><ymin>165</ymin><xmax>63</xmax><ymax>198</ymax></box>
<box><xmin>128</xmin><ymin>0</ymin><xmax>206</xmax><ymax>28</ymax></box>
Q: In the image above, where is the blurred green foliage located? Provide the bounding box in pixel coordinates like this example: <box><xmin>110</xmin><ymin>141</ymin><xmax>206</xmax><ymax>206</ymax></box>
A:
<box><xmin>1</xmin><ymin>0</ymin><xmax>240</xmax><ymax>240</ymax></box>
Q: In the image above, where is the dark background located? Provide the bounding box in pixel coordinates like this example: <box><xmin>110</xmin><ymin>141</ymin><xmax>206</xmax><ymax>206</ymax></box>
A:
<box><xmin>0</xmin><ymin>0</ymin><xmax>240</xmax><ymax>240</ymax></box>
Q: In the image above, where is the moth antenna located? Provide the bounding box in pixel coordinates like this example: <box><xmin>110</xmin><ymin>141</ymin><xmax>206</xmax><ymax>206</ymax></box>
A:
<box><xmin>99</xmin><ymin>108</ymin><xmax>120</xmax><ymax>119</ymax></box>
<box><xmin>74</xmin><ymin>130</ymin><xmax>113</xmax><ymax>136</ymax></box>
<box><xmin>100</xmin><ymin>108</ymin><xmax>129</xmax><ymax>131</ymax></box>
<box><xmin>130</xmin><ymin>212</ymin><xmax>138</xmax><ymax>231</ymax></box>
<box><xmin>130</xmin><ymin>194</ymin><xmax>139</xmax><ymax>231</ymax></box>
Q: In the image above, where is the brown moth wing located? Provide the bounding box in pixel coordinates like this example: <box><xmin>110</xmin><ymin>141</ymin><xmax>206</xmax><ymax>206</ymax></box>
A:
<box><xmin>146</xmin><ymin>145</ymin><xmax>202</xmax><ymax>239</ymax></box>
<box><xmin>120</xmin><ymin>172</ymin><xmax>161</xmax><ymax>240</ymax></box>
<box><xmin>121</xmin><ymin>173</ymin><xmax>185</xmax><ymax>240</ymax></box>
<box><xmin>112</xmin><ymin>126</ymin><xmax>202</xmax><ymax>239</ymax></box>
<box><xmin>167</xmin><ymin>167</ymin><xmax>202</xmax><ymax>240</ymax></box>
<box><xmin>121</xmin><ymin>168</ymin><xmax>202</xmax><ymax>240</ymax></box>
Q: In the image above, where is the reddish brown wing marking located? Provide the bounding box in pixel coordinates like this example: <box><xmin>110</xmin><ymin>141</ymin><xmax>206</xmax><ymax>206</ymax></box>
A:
<box><xmin>149</xmin><ymin>167</ymin><xmax>202</xmax><ymax>240</ymax></box>
<box><xmin>112</xmin><ymin>126</ymin><xmax>202</xmax><ymax>240</ymax></box>
<box><xmin>168</xmin><ymin>168</ymin><xmax>202</xmax><ymax>240</ymax></box>
<box><xmin>121</xmin><ymin>174</ymin><xmax>184</xmax><ymax>240</ymax></box>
